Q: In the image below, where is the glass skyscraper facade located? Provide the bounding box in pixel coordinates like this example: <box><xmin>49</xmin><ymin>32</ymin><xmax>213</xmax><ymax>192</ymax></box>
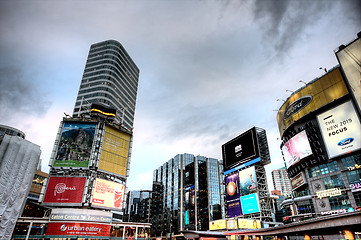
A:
<box><xmin>72</xmin><ymin>40</ymin><xmax>139</xmax><ymax>130</ymax></box>
<box><xmin>151</xmin><ymin>153</ymin><xmax>224</xmax><ymax>236</ymax></box>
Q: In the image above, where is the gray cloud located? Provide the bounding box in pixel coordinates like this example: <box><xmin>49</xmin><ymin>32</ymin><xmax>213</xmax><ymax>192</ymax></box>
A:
<box><xmin>0</xmin><ymin>66</ymin><xmax>51</xmax><ymax>119</ymax></box>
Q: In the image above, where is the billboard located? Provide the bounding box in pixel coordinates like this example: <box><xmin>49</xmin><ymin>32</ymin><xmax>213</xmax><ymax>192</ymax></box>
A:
<box><xmin>43</xmin><ymin>177</ymin><xmax>86</xmax><ymax>205</ymax></box>
<box><xmin>209</xmin><ymin>219</ymin><xmax>227</xmax><ymax>230</ymax></box>
<box><xmin>317</xmin><ymin>101</ymin><xmax>361</xmax><ymax>159</ymax></box>
<box><xmin>98</xmin><ymin>125</ymin><xmax>131</xmax><ymax>177</ymax></box>
<box><xmin>225</xmin><ymin>173</ymin><xmax>242</xmax><ymax>218</ymax></box>
<box><xmin>91</xmin><ymin>178</ymin><xmax>125</xmax><ymax>210</ymax></box>
<box><xmin>239</xmin><ymin>166</ymin><xmax>257</xmax><ymax>195</ymax></box>
<box><xmin>53</xmin><ymin>121</ymin><xmax>96</xmax><ymax>168</ymax></box>
<box><xmin>240</xmin><ymin>193</ymin><xmax>260</xmax><ymax>215</ymax></box>
<box><xmin>291</xmin><ymin>172</ymin><xmax>306</xmax><ymax>190</ymax></box>
<box><xmin>281</xmin><ymin>130</ymin><xmax>312</xmax><ymax>168</ymax></box>
<box><xmin>237</xmin><ymin>219</ymin><xmax>261</xmax><ymax>229</ymax></box>
<box><xmin>50</xmin><ymin>208</ymin><xmax>112</xmax><ymax>223</ymax></box>
<box><xmin>46</xmin><ymin>222</ymin><xmax>111</xmax><ymax>237</ymax></box>
<box><xmin>277</xmin><ymin>67</ymin><xmax>348</xmax><ymax>137</ymax></box>
<box><xmin>222</xmin><ymin>127</ymin><xmax>259</xmax><ymax>171</ymax></box>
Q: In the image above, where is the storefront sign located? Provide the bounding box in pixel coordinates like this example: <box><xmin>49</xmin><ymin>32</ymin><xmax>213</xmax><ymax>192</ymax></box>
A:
<box><xmin>316</xmin><ymin>188</ymin><xmax>342</xmax><ymax>199</ymax></box>
<box><xmin>320</xmin><ymin>209</ymin><xmax>347</xmax><ymax>216</ymax></box>
<box><xmin>46</xmin><ymin>222</ymin><xmax>111</xmax><ymax>237</ymax></box>
<box><xmin>350</xmin><ymin>182</ymin><xmax>361</xmax><ymax>192</ymax></box>
<box><xmin>50</xmin><ymin>208</ymin><xmax>112</xmax><ymax>223</ymax></box>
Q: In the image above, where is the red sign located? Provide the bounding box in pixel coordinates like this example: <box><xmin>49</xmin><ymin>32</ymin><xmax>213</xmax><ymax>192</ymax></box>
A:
<box><xmin>46</xmin><ymin>222</ymin><xmax>111</xmax><ymax>237</ymax></box>
<box><xmin>43</xmin><ymin>177</ymin><xmax>86</xmax><ymax>204</ymax></box>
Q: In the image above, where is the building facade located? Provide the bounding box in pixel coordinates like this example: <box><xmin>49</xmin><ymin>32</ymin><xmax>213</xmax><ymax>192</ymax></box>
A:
<box><xmin>72</xmin><ymin>40</ymin><xmax>140</xmax><ymax>130</ymax></box>
<box><xmin>124</xmin><ymin>190</ymin><xmax>152</xmax><ymax>223</ymax></box>
<box><xmin>277</xmin><ymin>64</ymin><xmax>361</xmax><ymax>224</ymax></box>
<box><xmin>271</xmin><ymin>167</ymin><xmax>292</xmax><ymax>196</ymax></box>
<box><xmin>151</xmin><ymin>153</ymin><xmax>224</xmax><ymax>237</ymax></box>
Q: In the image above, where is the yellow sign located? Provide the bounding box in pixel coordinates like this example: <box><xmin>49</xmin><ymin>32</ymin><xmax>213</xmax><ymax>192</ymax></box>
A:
<box><xmin>277</xmin><ymin>67</ymin><xmax>348</xmax><ymax>137</ymax></box>
<box><xmin>227</xmin><ymin>219</ymin><xmax>237</xmax><ymax>230</ymax></box>
<box><xmin>237</xmin><ymin>219</ymin><xmax>261</xmax><ymax>229</ymax></box>
<box><xmin>316</xmin><ymin>188</ymin><xmax>342</xmax><ymax>199</ymax></box>
<box><xmin>99</xmin><ymin>126</ymin><xmax>131</xmax><ymax>177</ymax></box>
<box><xmin>209</xmin><ymin>219</ymin><xmax>227</xmax><ymax>230</ymax></box>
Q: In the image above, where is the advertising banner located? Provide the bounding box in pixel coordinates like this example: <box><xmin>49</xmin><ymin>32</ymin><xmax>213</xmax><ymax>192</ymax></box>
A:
<box><xmin>277</xmin><ymin>67</ymin><xmax>348</xmax><ymax>137</ymax></box>
<box><xmin>240</xmin><ymin>193</ymin><xmax>260</xmax><ymax>215</ymax></box>
<box><xmin>43</xmin><ymin>177</ymin><xmax>86</xmax><ymax>205</ymax></box>
<box><xmin>209</xmin><ymin>219</ymin><xmax>227</xmax><ymax>230</ymax></box>
<box><xmin>281</xmin><ymin>130</ymin><xmax>312</xmax><ymax>168</ymax></box>
<box><xmin>98</xmin><ymin>125</ymin><xmax>131</xmax><ymax>177</ymax></box>
<box><xmin>291</xmin><ymin>172</ymin><xmax>306</xmax><ymax>190</ymax></box>
<box><xmin>222</xmin><ymin>127</ymin><xmax>260</xmax><ymax>171</ymax></box>
<box><xmin>46</xmin><ymin>222</ymin><xmax>111</xmax><ymax>237</ymax></box>
<box><xmin>226</xmin><ymin>200</ymin><xmax>242</xmax><ymax>218</ymax></box>
<box><xmin>92</xmin><ymin>178</ymin><xmax>125</xmax><ymax>210</ymax></box>
<box><xmin>317</xmin><ymin>101</ymin><xmax>361</xmax><ymax>159</ymax></box>
<box><xmin>227</xmin><ymin>219</ymin><xmax>237</xmax><ymax>230</ymax></box>
<box><xmin>237</xmin><ymin>219</ymin><xmax>261</xmax><ymax>229</ymax></box>
<box><xmin>238</xmin><ymin>166</ymin><xmax>257</xmax><ymax>195</ymax></box>
<box><xmin>53</xmin><ymin>122</ymin><xmax>96</xmax><ymax>168</ymax></box>
<box><xmin>225</xmin><ymin>173</ymin><xmax>240</xmax><ymax>202</ymax></box>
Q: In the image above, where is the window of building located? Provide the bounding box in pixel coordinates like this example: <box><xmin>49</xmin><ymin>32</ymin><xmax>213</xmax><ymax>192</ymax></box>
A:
<box><xmin>341</xmin><ymin>153</ymin><xmax>361</xmax><ymax>169</ymax></box>
<box><xmin>346</xmin><ymin>169</ymin><xmax>361</xmax><ymax>185</ymax></box>
<box><xmin>353</xmin><ymin>192</ymin><xmax>361</xmax><ymax>206</ymax></box>
<box><xmin>308</xmin><ymin>161</ymin><xmax>339</xmax><ymax>178</ymax></box>
<box><xmin>323</xmin><ymin>174</ymin><xmax>344</xmax><ymax>189</ymax></box>
<box><xmin>329</xmin><ymin>194</ymin><xmax>351</xmax><ymax>210</ymax></box>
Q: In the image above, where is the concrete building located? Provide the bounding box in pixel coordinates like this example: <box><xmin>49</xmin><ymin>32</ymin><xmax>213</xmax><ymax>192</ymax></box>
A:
<box><xmin>72</xmin><ymin>40</ymin><xmax>140</xmax><ymax>130</ymax></box>
<box><xmin>272</xmin><ymin>167</ymin><xmax>292</xmax><ymax>196</ymax></box>
<box><xmin>151</xmin><ymin>153</ymin><xmax>224</xmax><ymax>237</ymax></box>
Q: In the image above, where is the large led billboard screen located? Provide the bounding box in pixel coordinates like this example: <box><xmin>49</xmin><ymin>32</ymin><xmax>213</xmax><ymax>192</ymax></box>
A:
<box><xmin>240</xmin><ymin>193</ymin><xmax>260</xmax><ymax>215</ymax></box>
<box><xmin>91</xmin><ymin>178</ymin><xmax>125</xmax><ymax>210</ymax></box>
<box><xmin>43</xmin><ymin>177</ymin><xmax>86</xmax><ymax>205</ymax></box>
<box><xmin>277</xmin><ymin>67</ymin><xmax>348</xmax><ymax>137</ymax></box>
<box><xmin>222</xmin><ymin>127</ymin><xmax>259</xmax><ymax>171</ymax></box>
<box><xmin>53</xmin><ymin>122</ymin><xmax>96</xmax><ymax>168</ymax></box>
<box><xmin>98</xmin><ymin>125</ymin><xmax>131</xmax><ymax>177</ymax></box>
<box><xmin>317</xmin><ymin>101</ymin><xmax>361</xmax><ymax>159</ymax></box>
<box><xmin>225</xmin><ymin>173</ymin><xmax>242</xmax><ymax>218</ymax></box>
<box><xmin>239</xmin><ymin>166</ymin><xmax>257</xmax><ymax>195</ymax></box>
<box><xmin>281</xmin><ymin>130</ymin><xmax>312</xmax><ymax>169</ymax></box>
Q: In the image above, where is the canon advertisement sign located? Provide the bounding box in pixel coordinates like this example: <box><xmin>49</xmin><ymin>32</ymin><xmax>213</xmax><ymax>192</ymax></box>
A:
<box><xmin>46</xmin><ymin>222</ymin><xmax>111</xmax><ymax>237</ymax></box>
<box><xmin>43</xmin><ymin>177</ymin><xmax>86</xmax><ymax>205</ymax></box>
<box><xmin>222</xmin><ymin>127</ymin><xmax>260</xmax><ymax>171</ymax></box>
<box><xmin>317</xmin><ymin>101</ymin><xmax>361</xmax><ymax>159</ymax></box>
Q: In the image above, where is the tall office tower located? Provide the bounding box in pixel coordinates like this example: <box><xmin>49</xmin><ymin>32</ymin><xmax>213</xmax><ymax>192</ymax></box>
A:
<box><xmin>124</xmin><ymin>190</ymin><xmax>152</xmax><ymax>223</ymax></box>
<box><xmin>72</xmin><ymin>40</ymin><xmax>139</xmax><ymax>130</ymax></box>
<box><xmin>151</xmin><ymin>154</ymin><xmax>224</xmax><ymax>237</ymax></box>
<box><xmin>271</xmin><ymin>167</ymin><xmax>292</xmax><ymax>196</ymax></box>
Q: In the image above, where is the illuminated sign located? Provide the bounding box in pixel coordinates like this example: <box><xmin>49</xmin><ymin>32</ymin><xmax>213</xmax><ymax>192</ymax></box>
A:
<box><xmin>227</xmin><ymin>219</ymin><xmax>237</xmax><ymax>230</ymax></box>
<box><xmin>317</xmin><ymin>101</ymin><xmax>361</xmax><ymax>159</ymax></box>
<box><xmin>222</xmin><ymin>127</ymin><xmax>260</xmax><ymax>171</ymax></box>
<box><xmin>90</xmin><ymin>103</ymin><xmax>116</xmax><ymax>119</ymax></box>
<box><xmin>238</xmin><ymin>166</ymin><xmax>257</xmax><ymax>195</ymax></box>
<box><xmin>350</xmin><ymin>182</ymin><xmax>361</xmax><ymax>192</ymax></box>
<box><xmin>43</xmin><ymin>177</ymin><xmax>86</xmax><ymax>205</ymax></box>
<box><xmin>282</xmin><ymin>130</ymin><xmax>312</xmax><ymax>168</ymax></box>
<box><xmin>98</xmin><ymin>125</ymin><xmax>131</xmax><ymax>177</ymax></box>
<box><xmin>50</xmin><ymin>208</ymin><xmax>112</xmax><ymax>223</ymax></box>
<box><xmin>237</xmin><ymin>219</ymin><xmax>261</xmax><ymax>229</ymax></box>
<box><xmin>240</xmin><ymin>193</ymin><xmax>260</xmax><ymax>215</ymax></box>
<box><xmin>277</xmin><ymin>67</ymin><xmax>348</xmax><ymax>137</ymax></box>
<box><xmin>316</xmin><ymin>188</ymin><xmax>342</xmax><ymax>199</ymax></box>
<box><xmin>46</xmin><ymin>222</ymin><xmax>111</xmax><ymax>237</ymax></box>
<box><xmin>53</xmin><ymin>122</ymin><xmax>96</xmax><ymax>168</ymax></box>
<box><xmin>92</xmin><ymin>178</ymin><xmax>125</xmax><ymax>210</ymax></box>
<box><xmin>209</xmin><ymin>219</ymin><xmax>227</xmax><ymax>230</ymax></box>
<box><xmin>291</xmin><ymin>172</ymin><xmax>306</xmax><ymax>190</ymax></box>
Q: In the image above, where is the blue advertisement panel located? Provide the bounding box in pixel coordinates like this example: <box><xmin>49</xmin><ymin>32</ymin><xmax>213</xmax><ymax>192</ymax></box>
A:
<box><xmin>226</xmin><ymin>200</ymin><xmax>242</xmax><ymax>218</ymax></box>
<box><xmin>239</xmin><ymin>166</ymin><xmax>257</xmax><ymax>195</ymax></box>
<box><xmin>225</xmin><ymin>173</ymin><xmax>240</xmax><ymax>201</ymax></box>
<box><xmin>240</xmin><ymin>193</ymin><xmax>260</xmax><ymax>215</ymax></box>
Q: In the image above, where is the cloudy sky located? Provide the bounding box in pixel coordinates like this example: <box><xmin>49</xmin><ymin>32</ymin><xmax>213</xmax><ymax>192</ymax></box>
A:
<box><xmin>0</xmin><ymin>0</ymin><xmax>360</xmax><ymax>191</ymax></box>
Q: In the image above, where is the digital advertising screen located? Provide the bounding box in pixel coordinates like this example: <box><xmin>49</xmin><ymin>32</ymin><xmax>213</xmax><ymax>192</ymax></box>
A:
<box><xmin>237</xmin><ymin>219</ymin><xmax>261</xmax><ymax>229</ymax></box>
<box><xmin>281</xmin><ymin>130</ymin><xmax>312</xmax><ymax>168</ymax></box>
<box><xmin>240</xmin><ymin>193</ymin><xmax>260</xmax><ymax>215</ymax></box>
<box><xmin>317</xmin><ymin>101</ymin><xmax>361</xmax><ymax>159</ymax></box>
<box><xmin>209</xmin><ymin>219</ymin><xmax>227</xmax><ymax>230</ymax></box>
<box><xmin>98</xmin><ymin>126</ymin><xmax>131</xmax><ymax>177</ymax></box>
<box><xmin>222</xmin><ymin>127</ymin><xmax>259</xmax><ymax>171</ymax></box>
<box><xmin>225</xmin><ymin>173</ymin><xmax>240</xmax><ymax>202</ymax></box>
<box><xmin>53</xmin><ymin>121</ymin><xmax>96</xmax><ymax>168</ymax></box>
<box><xmin>92</xmin><ymin>178</ymin><xmax>125</xmax><ymax>210</ymax></box>
<box><xmin>239</xmin><ymin>166</ymin><xmax>257</xmax><ymax>195</ymax></box>
<box><xmin>226</xmin><ymin>200</ymin><xmax>242</xmax><ymax>218</ymax></box>
<box><xmin>43</xmin><ymin>177</ymin><xmax>86</xmax><ymax>205</ymax></box>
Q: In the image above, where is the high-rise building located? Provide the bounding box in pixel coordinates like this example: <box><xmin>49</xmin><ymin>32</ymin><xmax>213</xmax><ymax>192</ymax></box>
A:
<box><xmin>72</xmin><ymin>40</ymin><xmax>140</xmax><ymax>130</ymax></box>
<box><xmin>151</xmin><ymin>153</ymin><xmax>224</xmax><ymax>237</ymax></box>
<box><xmin>271</xmin><ymin>167</ymin><xmax>292</xmax><ymax>196</ymax></box>
<box><xmin>124</xmin><ymin>190</ymin><xmax>152</xmax><ymax>223</ymax></box>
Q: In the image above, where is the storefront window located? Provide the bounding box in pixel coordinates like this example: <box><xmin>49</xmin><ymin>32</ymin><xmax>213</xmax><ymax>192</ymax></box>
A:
<box><xmin>329</xmin><ymin>194</ymin><xmax>351</xmax><ymax>210</ymax></box>
<box><xmin>353</xmin><ymin>192</ymin><xmax>361</xmax><ymax>206</ymax></box>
